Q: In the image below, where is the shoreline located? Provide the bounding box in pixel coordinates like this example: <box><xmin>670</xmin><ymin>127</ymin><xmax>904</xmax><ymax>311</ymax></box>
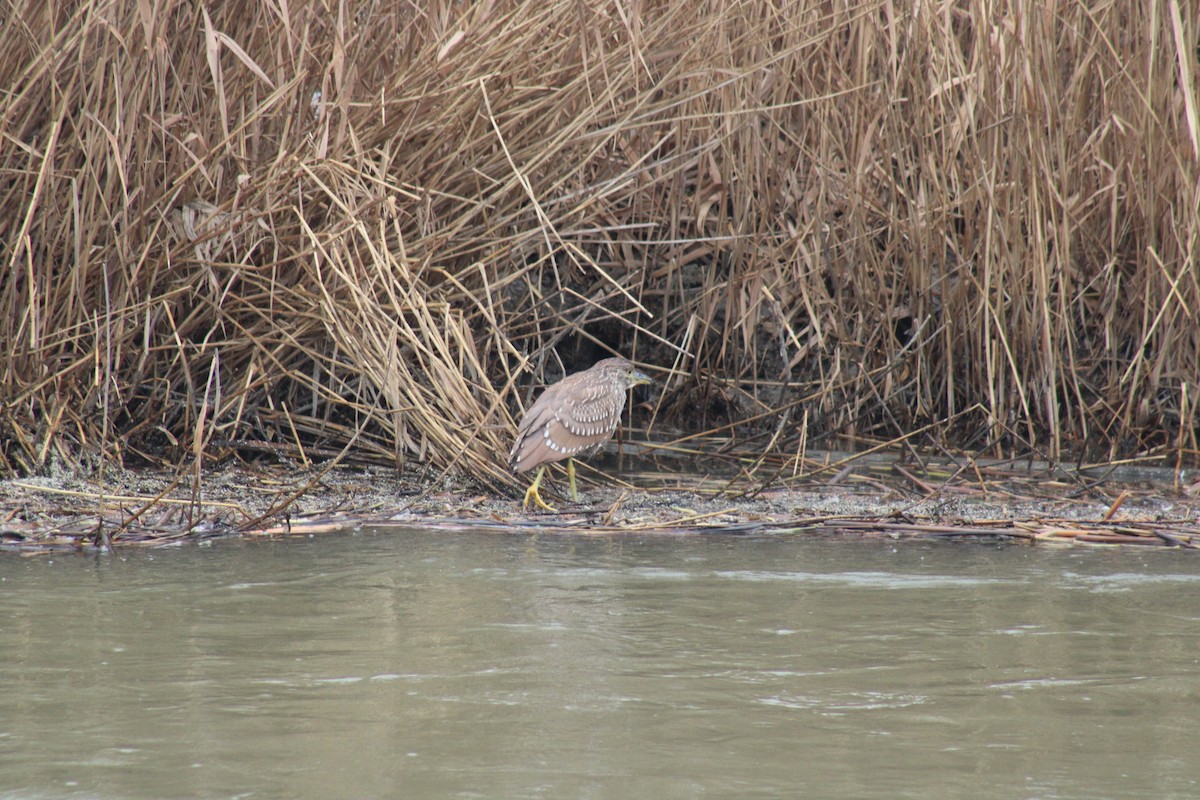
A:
<box><xmin>3</xmin><ymin>463</ymin><xmax>1198</xmax><ymax>552</ymax></box>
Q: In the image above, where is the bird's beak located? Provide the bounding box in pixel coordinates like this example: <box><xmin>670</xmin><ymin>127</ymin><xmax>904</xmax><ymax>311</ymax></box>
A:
<box><xmin>630</xmin><ymin>370</ymin><xmax>653</xmax><ymax>386</ymax></box>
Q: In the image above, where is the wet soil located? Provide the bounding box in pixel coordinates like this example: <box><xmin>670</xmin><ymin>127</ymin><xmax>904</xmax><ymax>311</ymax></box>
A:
<box><xmin>3</xmin><ymin>456</ymin><xmax>1199</xmax><ymax>551</ymax></box>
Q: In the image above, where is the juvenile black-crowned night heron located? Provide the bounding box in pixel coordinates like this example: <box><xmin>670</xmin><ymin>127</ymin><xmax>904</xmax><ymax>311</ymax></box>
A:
<box><xmin>509</xmin><ymin>357</ymin><xmax>653</xmax><ymax>511</ymax></box>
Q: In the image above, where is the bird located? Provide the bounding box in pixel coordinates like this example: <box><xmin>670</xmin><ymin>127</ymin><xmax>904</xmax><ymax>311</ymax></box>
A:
<box><xmin>509</xmin><ymin>357</ymin><xmax>653</xmax><ymax>511</ymax></box>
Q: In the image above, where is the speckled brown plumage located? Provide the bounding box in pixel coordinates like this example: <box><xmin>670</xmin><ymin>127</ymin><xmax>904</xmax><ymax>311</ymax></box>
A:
<box><xmin>509</xmin><ymin>357</ymin><xmax>652</xmax><ymax>509</ymax></box>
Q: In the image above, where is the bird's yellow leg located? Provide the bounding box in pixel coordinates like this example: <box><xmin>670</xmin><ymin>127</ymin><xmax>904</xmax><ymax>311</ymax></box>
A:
<box><xmin>567</xmin><ymin>458</ymin><xmax>579</xmax><ymax>502</ymax></box>
<box><xmin>522</xmin><ymin>466</ymin><xmax>557</xmax><ymax>512</ymax></box>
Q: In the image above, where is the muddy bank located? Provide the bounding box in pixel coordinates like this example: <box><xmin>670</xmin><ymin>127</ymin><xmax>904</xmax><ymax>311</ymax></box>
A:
<box><xmin>2</xmin><ymin>457</ymin><xmax>1199</xmax><ymax>552</ymax></box>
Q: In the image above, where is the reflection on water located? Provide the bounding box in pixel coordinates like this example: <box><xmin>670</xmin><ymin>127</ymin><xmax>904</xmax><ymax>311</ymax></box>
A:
<box><xmin>1</xmin><ymin>532</ymin><xmax>1198</xmax><ymax>799</ymax></box>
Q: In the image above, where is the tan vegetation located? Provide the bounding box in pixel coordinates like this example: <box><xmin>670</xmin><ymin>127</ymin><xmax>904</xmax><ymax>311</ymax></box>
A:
<box><xmin>2</xmin><ymin>0</ymin><xmax>1198</xmax><ymax>493</ymax></box>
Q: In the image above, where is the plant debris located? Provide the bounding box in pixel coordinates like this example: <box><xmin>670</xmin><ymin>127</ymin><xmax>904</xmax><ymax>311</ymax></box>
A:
<box><xmin>3</xmin><ymin>453</ymin><xmax>1197</xmax><ymax>552</ymax></box>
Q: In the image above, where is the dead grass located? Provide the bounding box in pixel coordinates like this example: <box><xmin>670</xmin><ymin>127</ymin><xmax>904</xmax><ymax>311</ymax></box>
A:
<box><xmin>1</xmin><ymin>0</ymin><xmax>1198</xmax><ymax>493</ymax></box>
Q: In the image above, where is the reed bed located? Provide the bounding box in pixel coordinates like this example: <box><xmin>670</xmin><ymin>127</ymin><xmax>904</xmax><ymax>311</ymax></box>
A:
<box><xmin>2</xmin><ymin>0</ymin><xmax>1198</xmax><ymax>493</ymax></box>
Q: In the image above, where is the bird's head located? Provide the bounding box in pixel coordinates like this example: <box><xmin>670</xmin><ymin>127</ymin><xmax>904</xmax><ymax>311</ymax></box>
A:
<box><xmin>602</xmin><ymin>358</ymin><xmax>653</xmax><ymax>389</ymax></box>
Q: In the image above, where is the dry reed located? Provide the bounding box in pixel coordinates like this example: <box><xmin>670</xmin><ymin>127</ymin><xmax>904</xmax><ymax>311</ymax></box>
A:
<box><xmin>1</xmin><ymin>0</ymin><xmax>1198</xmax><ymax>493</ymax></box>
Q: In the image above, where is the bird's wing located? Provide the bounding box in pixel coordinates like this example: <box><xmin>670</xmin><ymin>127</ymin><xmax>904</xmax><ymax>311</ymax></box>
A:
<box><xmin>558</xmin><ymin>381</ymin><xmax>623</xmax><ymax>439</ymax></box>
<box><xmin>508</xmin><ymin>382</ymin><xmax>567</xmax><ymax>471</ymax></box>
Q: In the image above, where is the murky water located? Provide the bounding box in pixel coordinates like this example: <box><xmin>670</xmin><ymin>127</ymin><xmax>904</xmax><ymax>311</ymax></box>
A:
<box><xmin>1</xmin><ymin>531</ymin><xmax>1198</xmax><ymax>799</ymax></box>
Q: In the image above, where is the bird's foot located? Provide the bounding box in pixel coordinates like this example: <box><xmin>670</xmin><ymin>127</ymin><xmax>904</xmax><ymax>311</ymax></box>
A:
<box><xmin>521</xmin><ymin>467</ymin><xmax>557</xmax><ymax>512</ymax></box>
<box><xmin>522</xmin><ymin>483</ymin><xmax>557</xmax><ymax>512</ymax></box>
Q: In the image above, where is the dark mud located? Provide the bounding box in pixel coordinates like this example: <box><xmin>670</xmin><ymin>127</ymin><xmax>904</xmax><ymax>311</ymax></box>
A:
<box><xmin>3</xmin><ymin>456</ymin><xmax>1199</xmax><ymax>551</ymax></box>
